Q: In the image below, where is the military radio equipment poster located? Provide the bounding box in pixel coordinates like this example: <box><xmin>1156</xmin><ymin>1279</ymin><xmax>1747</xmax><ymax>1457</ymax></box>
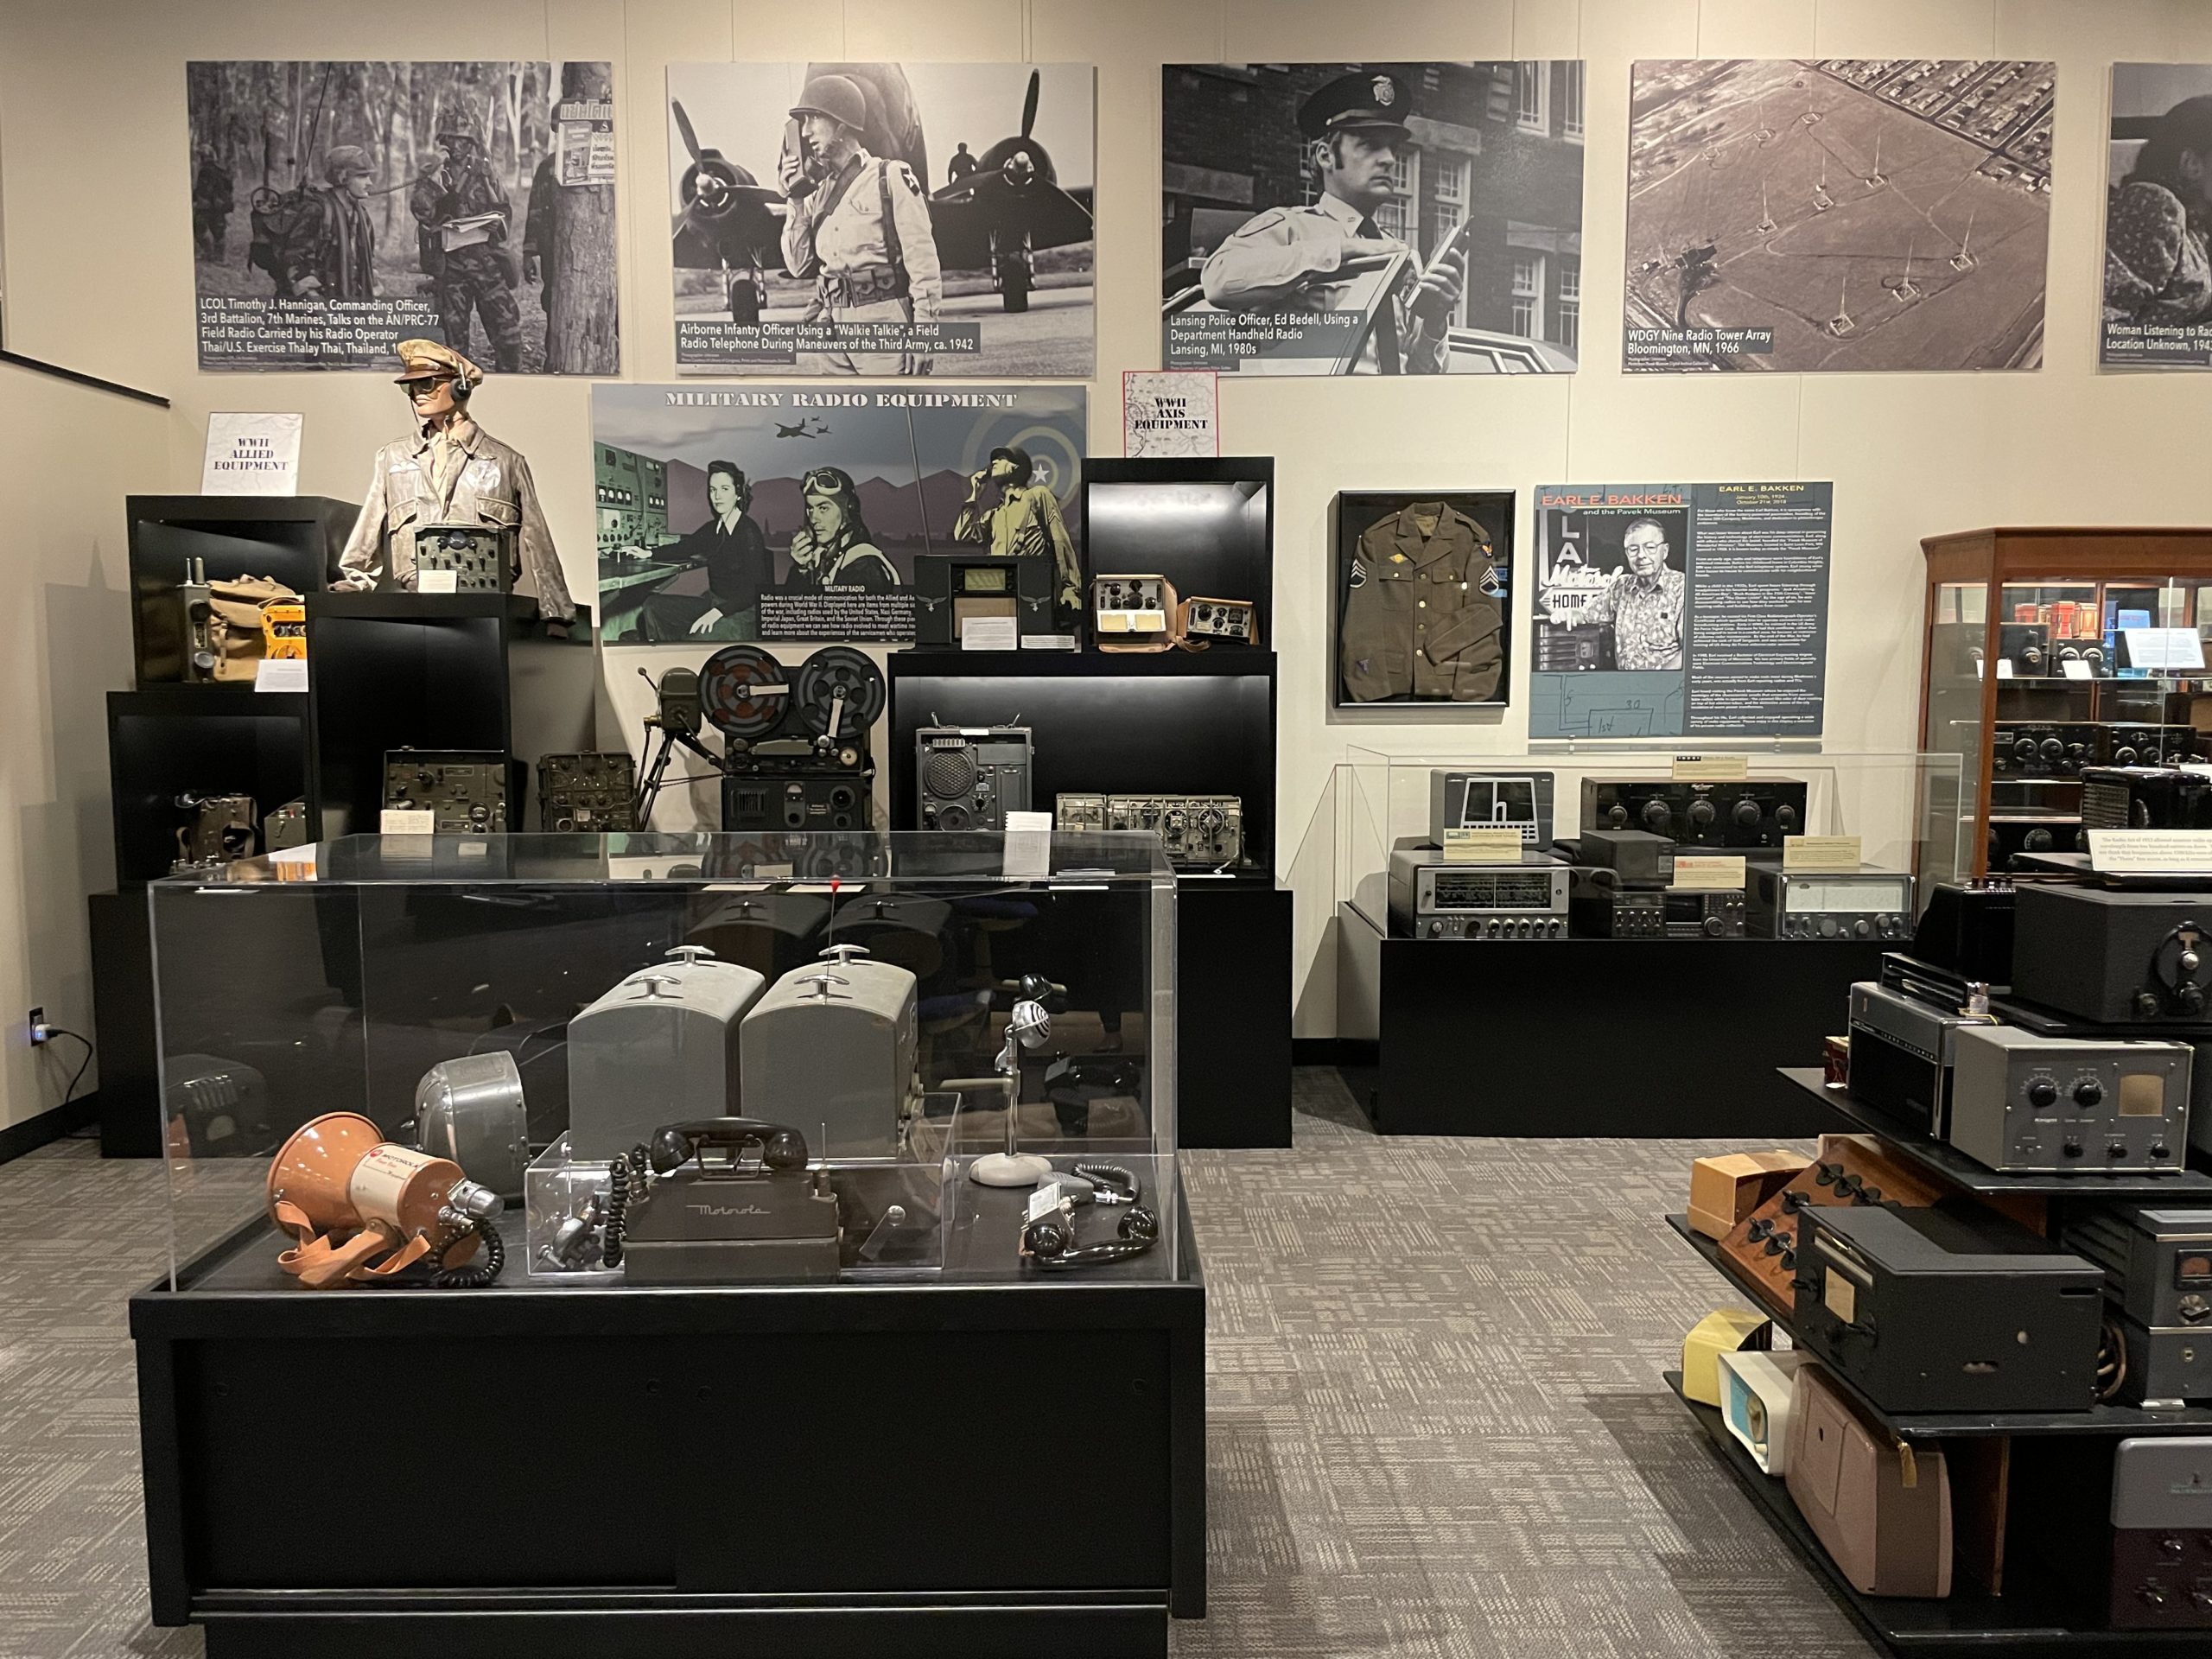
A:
<box><xmin>1530</xmin><ymin>483</ymin><xmax>1833</xmax><ymax>740</ymax></box>
<box><xmin>187</xmin><ymin>60</ymin><xmax>620</xmax><ymax>374</ymax></box>
<box><xmin>2103</xmin><ymin>64</ymin><xmax>2212</xmax><ymax>368</ymax></box>
<box><xmin>666</xmin><ymin>62</ymin><xmax>1096</xmax><ymax>378</ymax></box>
<box><xmin>591</xmin><ymin>384</ymin><xmax>1086</xmax><ymax>646</ymax></box>
<box><xmin>1160</xmin><ymin>61</ymin><xmax>1587</xmax><ymax>376</ymax></box>
<box><xmin>1623</xmin><ymin>60</ymin><xmax>2054</xmax><ymax>372</ymax></box>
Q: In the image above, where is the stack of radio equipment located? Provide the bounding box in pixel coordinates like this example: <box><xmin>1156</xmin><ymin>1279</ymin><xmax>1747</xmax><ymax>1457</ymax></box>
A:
<box><xmin>1382</xmin><ymin>768</ymin><xmax>1915</xmax><ymax>943</ymax></box>
<box><xmin>1672</xmin><ymin>834</ymin><xmax>2212</xmax><ymax>1626</ymax></box>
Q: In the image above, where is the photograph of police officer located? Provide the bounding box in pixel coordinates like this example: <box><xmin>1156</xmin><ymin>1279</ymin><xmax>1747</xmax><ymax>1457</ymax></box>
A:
<box><xmin>187</xmin><ymin>60</ymin><xmax>620</xmax><ymax>374</ymax></box>
<box><xmin>1164</xmin><ymin>61</ymin><xmax>1587</xmax><ymax>375</ymax></box>
<box><xmin>667</xmin><ymin>61</ymin><xmax>1096</xmax><ymax>377</ymax></box>
<box><xmin>1535</xmin><ymin>507</ymin><xmax>1689</xmax><ymax>672</ymax></box>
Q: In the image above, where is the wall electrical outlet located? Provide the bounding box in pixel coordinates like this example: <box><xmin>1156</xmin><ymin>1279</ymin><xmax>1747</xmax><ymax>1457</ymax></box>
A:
<box><xmin>27</xmin><ymin>1007</ymin><xmax>48</xmax><ymax>1046</ymax></box>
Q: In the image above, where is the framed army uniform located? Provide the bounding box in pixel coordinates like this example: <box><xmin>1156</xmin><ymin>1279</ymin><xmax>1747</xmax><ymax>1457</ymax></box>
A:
<box><xmin>1332</xmin><ymin>492</ymin><xmax>1515</xmax><ymax>706</ymax></box>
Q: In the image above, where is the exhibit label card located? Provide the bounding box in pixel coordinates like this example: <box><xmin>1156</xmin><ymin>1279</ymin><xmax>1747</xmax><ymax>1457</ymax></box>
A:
<box><xmin>1160</xmin><ymin>61</ymin><xmax>1586</xmax><ymax>377</ymax></box>
<box><xmin>201</xmin><ymin>413</ymin><xmax>302</xmax><ymax>494</ymax></box>
<box><xmin>1122</xmin><ymin>371</ymin><xmax>1217</xmax><ymax>456</ymax></box>
<box><xmin>1672</xmin><ymin>754</ymin><xmax>1749</xmax><ymax>781</ymax></box>
<box><xmin>665</xmin><ymin>63</ymin><xmax>1095</xmax><ymax>378</ymax></box>
<box><xmin>1622</xmin><ymin>60</ymin><xmax>2053</xmax><ymax>373</ymax></box>
<box><xmin>1670</xmin><ymin>855</ymin><xmax>1746</xmax><ymax>892</ymax></box>
<box><xmin>589</xmin><ymin>382</ymin><xmax>1086</xmax><ymax>646</ymax></box>
<box><xmin>1783</xmin><ymin>835</ymin><xmax>1863</xmax><ymax>872</ymax></box>
<box><xmin>2088</xmin><ymin>829</ymin><xmax>2212</xmax><ymax>876</ymax></box>
<box><xmin>187</xmin><ymin>60</ymin><xmax>619</xmax><ymax>374</ymax></box>
<box><xmin>1441</xmin><ymin>828</ymin><xmax>1523</xmax><ymax>863</ymax></box>
<box><xmin>2103</xmin><ymin>65</ymin><xmax>2212</xmax><ymax>368</ymax></box>
<box><xmin>1529</xmin><ymin>481</ymin><xmax>1833</xmax><ymax>741</ymax></box>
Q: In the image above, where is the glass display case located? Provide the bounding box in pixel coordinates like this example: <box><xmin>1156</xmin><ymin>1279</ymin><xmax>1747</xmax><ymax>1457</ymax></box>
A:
<box><xmin>1921</xmin><ymin>527</ymin><xmax>2212</xmax><ymax>876</ymax></box>
<box><xmin>149</xmin><ymin>830</ymin><xmax>1180</xmax><ymax>1294</ymax></box>
<box><xmin>1334</xmin><ymin>745</ymin><xmax>1965</xmax><ymax>943</ymax></box>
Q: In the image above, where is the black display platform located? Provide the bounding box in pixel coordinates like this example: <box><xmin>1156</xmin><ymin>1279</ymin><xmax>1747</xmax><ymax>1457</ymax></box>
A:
<box><xmin>126</xmin><ymin>494</ymin><xmax>354</xmax><ymax>687</ymax></box>
<box><xmin>1341</xmin><ymin>904</ymin><xmax>1871</xmax><ymax>1135</ymax></box>
<box><xmin>89</xmin><ymin>890</ymin><xmax>159</xmax><ymax>1158</ymax></box>
<box><xmin>305</xmin><ymin>593</ymin><xmax>596</xmax><ymax>837</ymax></box>
<box><xmin>106</xmin><ymin>687</ymin><xmax>308</xmax><ymax>882</ymax></box>
<box><xmin>1179</xmin><ymin>878</ymin><xmax>1292</xmax><ymax>1148</ymax></box>
<box><xmin>134</xmin><ymin>1193</ymin><xmax>1205</xmax><ymax>1658</ymax></box>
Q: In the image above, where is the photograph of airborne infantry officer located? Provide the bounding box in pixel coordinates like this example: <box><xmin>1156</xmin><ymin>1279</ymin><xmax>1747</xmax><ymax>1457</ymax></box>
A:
<box><xmin>779</xmin><ymin>73</ymin><xmax>943</xmax><ymax>375</ymax></box>
<box><xmin>413</xmin><ymin>108</ymin><xmax>524</xmax><ymax>372</ymax></box>
<box><xmin>952</xmin><ymin>445</ymin><xmax>1083</xmax><ymax>625</ymax></box>
<box><xmin>1200</xmin><ymin>71</ymin><xmax>1465</xmax><ymax>374</ymax></box>
<box><xmin>1338</xmin><ymin>499</ymin><xmax>1507</xmax><ymax>703</ymax></box>
<box><xmin>338</xmin><ymin>340</ymin><xmax>575</xmax><ymax>624</ymax></box>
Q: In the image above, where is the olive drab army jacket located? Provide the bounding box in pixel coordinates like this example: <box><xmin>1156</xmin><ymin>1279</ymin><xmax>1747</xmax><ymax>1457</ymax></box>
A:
<box><xmin>338</xmin><ymin>416</ymin><xmax>575</xmax><ymax>621</ymax></box>
<box><xmin>1338</xmin><ymin>502</ymin><xmax>1504</xmax><ymax>702</ymax></box>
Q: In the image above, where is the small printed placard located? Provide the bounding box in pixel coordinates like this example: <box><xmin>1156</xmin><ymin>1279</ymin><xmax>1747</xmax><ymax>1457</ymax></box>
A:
<box><xmin>1995</xmin><ymin>658</ymin><xmax>2014</xmax><ymax>679</ymax></box>
<box><xmin>961</xmin><ymin>615</ymin><xmax>1019</xmax><ymax>651</ymax></box>
<box><xmin>1670</xmin><ymin>855</ymin><xmax>1747</xmax><ymax>892</ymax></box>
<box><xmin>417</xmin><ymin>569</ymin><xmax>460</xmax><ymax>595</ymax></box>
<box><xmin>1002</xmin><ymin>809</ymin><xmax>1053</xmax><ymax>879</ymax></box>
<box><xmin>253</xmin><ymin>658</ymin><xmax>308</xmax><ymax>693</ymax></box>
<box><xmin>1441</xmin><ymin>827</ymin><xmax>1523</xmax><ymax>863</ymax></box>
<box><xmin>379</xmin><ymin>809</ymin><xmax>435</xmax><ymax>834</ymax></box>
<box><xmin>2062</xmin><ymin>658</ymin><xmax>2094</xmax><ymax>681</ymax></box>
<box><xmin>2088</xmin><ymin>829</ymin><xmax>2212</xmax><ymax>876</ymax></box>
<box><xmin>1783</xmin><ymin>835</ymin><xmax>1863</xmax><ymax>873</ymax></box>
<box><xmin>1026</xmin><ymin>1184</ymin><xmax>1065</xmax><ymax>1221</ymax></box>
<box><xmin>2123</xmin><ymin>627</ymin><xmax>2207</xmax><ymax>673</ymax></box>
<box><xmin>1673</xmin><ymin>754</ymin><xmax>1750</xmax><ymax>781</ymax></box>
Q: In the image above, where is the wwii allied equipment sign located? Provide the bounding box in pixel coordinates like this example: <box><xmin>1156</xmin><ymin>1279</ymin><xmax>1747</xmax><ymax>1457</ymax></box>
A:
<box><xmin>187</xmin><ymin>60</ymin><xmax>620</xmax><ymax>373</ymax></box>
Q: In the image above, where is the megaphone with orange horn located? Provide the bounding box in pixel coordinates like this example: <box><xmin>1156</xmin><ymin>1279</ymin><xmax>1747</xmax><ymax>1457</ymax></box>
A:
<box><xmin>265</xmin><ymin>1113</ymin><xmax>505</xmax><ymax>1288</ymax></box>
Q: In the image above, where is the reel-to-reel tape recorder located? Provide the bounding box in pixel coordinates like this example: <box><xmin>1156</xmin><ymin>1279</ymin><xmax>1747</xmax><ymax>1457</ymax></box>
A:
<box><xmin>701</xmin><ymin>645</ymin><xmax>885</xmax><ymax>834</ymax></box>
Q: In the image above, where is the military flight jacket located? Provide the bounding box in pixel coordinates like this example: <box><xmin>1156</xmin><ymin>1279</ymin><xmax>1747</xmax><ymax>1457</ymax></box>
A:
<box><xmin>338</xmin><ymin>417</ymin><xmax>575</xmax><ymax>621</ymax></box>
<box><xmin>1339</xmin><ymin>503</ymin><xmax>1503</xmax><ymax>702</ymax></box>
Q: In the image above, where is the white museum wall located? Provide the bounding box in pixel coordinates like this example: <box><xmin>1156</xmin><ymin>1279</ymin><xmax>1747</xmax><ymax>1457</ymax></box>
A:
<box><xmin>3</xmin><ymin>0</ymin><xmax>2212</xmax><ymax>1123</ymax></box>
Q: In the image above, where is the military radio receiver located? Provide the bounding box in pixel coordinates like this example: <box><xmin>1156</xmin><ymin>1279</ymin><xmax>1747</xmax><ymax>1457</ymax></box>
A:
<box><xmin>1990</xmin><ymin>721</ymin><xmax>2100</xmax><ymax>779</ymax></box>
<box><xmin>1387</xmin><ymin>845</ymin><xmax>1570</xmax><ymax>940</ymax></box>
<box><xmin>1947</xmin><ymin>1025</ymin><xmax>2191</xmax><ymax>1174</ymax></box>
<box><xmin>1580</xmin><ymin>779</ymin><xmax>1806</xmax><ymax>849</ymax></box>
<box><xmin>413</xmin><ymin>523</ymin><xmax>511</xmax><ymax>593</ymax></box>
<box><xmin>1747</xmin><ymin>867</ymin><xmax>1914</xmax><ymax>942</ymax></box>
<box><xmin>537</xmin><ymin>753</ymin><xmax>638</xmax><ymax>832</ymax></box>
<box><xmin>916</xmin><ymin>726</ymin><xmax>1032</xmax><ymax>830</ymax></box>
<box><xmin>1055</xmin><ymin>794</ymin><xmax>1243</xmax><ymax>868</ymax></box>
<box><xmin>1428</xmin><ymin>769</ymin><xmax>1554</xmax><ymax>848</ymax></box>
<box><xmin>2062</xmin><ymin>1205</ymin><xmax>2212</xmax><ymax>1407</ymax></box>
<box><xmin>382</xmin><ymin>749</ymin><xmax>510</xmax><ymax>831</ymax></box>
<box><xmin>2013</xmin><ymin>885</ymin><xmax>2212</xmax><ymax>1025</ymax></box>
<box><xmin>2082</xmin><ymin>766</ymin><xmax>2212</xmax><ymax>831</ymax></box>
<box><xmin>1092</xmin><ymin>575</ymin><xmax>1176</xmax><ymax>651</ymax></box>
<box><xmin>1180</xmin><ymin>596</ymin><xmax>1258</xmax><ymax>645</ymax></box>
<box><xmin>912</xmin><ymin>553</ymin><xmax>1054</xmax><ymax>648</ymax></box>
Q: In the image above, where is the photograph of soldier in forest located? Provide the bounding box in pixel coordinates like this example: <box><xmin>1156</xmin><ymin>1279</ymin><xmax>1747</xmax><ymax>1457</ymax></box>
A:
<box><xmin>187</xmin><ymin>60</ymin><xmax>620</xmax><ymax>373</ymax></box>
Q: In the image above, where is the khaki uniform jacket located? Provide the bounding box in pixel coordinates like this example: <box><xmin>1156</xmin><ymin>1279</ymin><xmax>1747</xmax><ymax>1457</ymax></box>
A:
<box><xmin>1339</xmin><ymin>503</ymin><xmax>1503</xmax><ymax>702</ymax></box>
<box><xmin>1198</xmin><ymin>191</ymin><xmax>1441</xmax><ymax>374</ymax></box>
<box><xmin>338</xmin><ymin>417</ymin><xmax>575</xmax><ymax>620</ymax></box>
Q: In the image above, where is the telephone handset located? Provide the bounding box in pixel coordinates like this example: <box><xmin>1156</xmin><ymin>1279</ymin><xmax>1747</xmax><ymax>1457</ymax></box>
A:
<box><xmin>647</xmin><ymin>1117</ymin><xmax>810</xmax><ymax>1178</ymax></box>
<box><xmin>779</xmin><ymin>118</ymin><xmax>836</xmax><ymax>201</ymax></box>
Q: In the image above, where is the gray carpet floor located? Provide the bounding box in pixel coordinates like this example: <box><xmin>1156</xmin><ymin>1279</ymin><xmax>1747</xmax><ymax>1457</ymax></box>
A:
<box><xmin>0</xmin><ymin>1070</ymin><xmax>1876</xmax><ymax>1659</ymax></box>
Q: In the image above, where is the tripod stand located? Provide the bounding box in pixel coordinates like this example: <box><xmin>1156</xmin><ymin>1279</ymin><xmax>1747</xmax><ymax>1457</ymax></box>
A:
<box><xmin>632</xmin><ymin>666</ymin><xmax>728</xmax><ymax>827</ymax></box>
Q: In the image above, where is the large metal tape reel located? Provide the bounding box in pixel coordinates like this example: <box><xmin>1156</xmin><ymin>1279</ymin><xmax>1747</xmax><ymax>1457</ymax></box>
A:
<box><xmin>793</xmin><ymin>646</ymin><xmax>885</xmax><ymax>741</ymax></box>
<box><xmin>699</xmin><ymin>645</ymin><xmax>789</xmax><ymax>741</ymax></box>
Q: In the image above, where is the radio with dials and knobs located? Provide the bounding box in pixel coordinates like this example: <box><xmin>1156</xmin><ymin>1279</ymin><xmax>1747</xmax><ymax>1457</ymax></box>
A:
<box><xmin>1179</xmin><ymin>596</ymin><xmax>1257</xmax><ymax>644</ymax></box>
<box><xmin>1387</xmin><ymin>845</ymin><xmax>1570</xmax><ymax>940</ymax></box>
<box><xmin>1988</xmin><ymin>721</ymin><xmax>2101</xmax><ymax>779</ymax></box>
<box><xmin>537</xmin><ymin>753</ymin><xmax>637</xmax><ymax>832</ymax></box>
<box><xmin>2101</xmin><ymin>723</ymin><xmax>2202</xmax><ymax>770</ymax></box>
<box><xmin>1055</xmin><ymin>793</ymin><xmax>1243</xmax><ymax>868</ymax></box>
<box><xmin>2082</xmin><ymin>766</ymin><xmax>2212</xmax><ymax>831</ymax></box>
<box><xmin>382</xmin><ymin>749</ymin><xmax>509</xmax><ymax>831</ymax></box>
<box><xmin>1091</xmin><ymin>575</ymin><xmax>1175</xmax><ymax>650</ymax></box>
<box><xmin>1579</xmin><ymin>779</ymin><xmax>1807</xmax><ymax>849</ymax></box>
<box><xmin>2103</xmin><ymin>1437</ymin><xmax>2212</xmax><ymax>1629</ymax></box>
<box><xmin>915</xmin><ymin>725</ymin><xmax>1032</xmax><ymax>831</ymax></box>
<box><xmin>1946</xmin><ymin>1024</ymin><xmax>2191</xmax><ymax>1175</ymax></box>
<box><xmin>2062</xmin><ymin>1205</ymin><xmax>2212</xmax><ymax>1408</ymax></box>
<box><xmin>1747</xmin><ymin>866</ymin><xmax>1914</xmax><ymax>943</ymax></box>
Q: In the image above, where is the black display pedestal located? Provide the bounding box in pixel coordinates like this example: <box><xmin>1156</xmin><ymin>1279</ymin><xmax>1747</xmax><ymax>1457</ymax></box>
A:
<box><xmin>89</xmin><ymin>890</ymin><xmax>159</xmax><ymax>1157</ymax></box>
<box><xmin>1179</xmin><ymin>878</ymin><xmax>1292</xmax><ymax>1148</ymax></box>
<box><xmin>887</xmin><ymin>650</ymin><xmax>1289</xmax><ymax>1147</ymax></box>
<box><xmin>1338</xmin><ymin>904</ymin><xmax>1870</xmax><ymax>1136</ymax></box>
<box><xmin>305</xmin><ymin>593</ymin><xmax>595</xmax><ymax>836</ymax></box>
<box><xmin>133</xmin><ymin>1203</ymin><xmax>1205</xmax><ymax>1659</ymax></box>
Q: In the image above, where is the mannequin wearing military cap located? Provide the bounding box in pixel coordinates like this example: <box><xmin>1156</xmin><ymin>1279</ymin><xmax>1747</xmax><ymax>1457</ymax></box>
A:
<box><xmin>337</xmin><ymin>340</ymin><xmax>575</xmax><ymax>623</ymax></box>
<box><xmin>779</xmin><ymin>73</ymin><xmax>942</xmax><ymax>375</ymax></box>
<box><xmin>1200</xmin><ymin>69</ymin><xmax>1465</xmax><ymax>374</ymax></box>
<box><xmin>952</xmin><ymin>445</ymin><xmax>1084</xmax><ymax>622</ymax></box>
<box><xmin>411</xmin><ymin>105</ymin><xmax>523</xmax><ymax>372</ymax></box>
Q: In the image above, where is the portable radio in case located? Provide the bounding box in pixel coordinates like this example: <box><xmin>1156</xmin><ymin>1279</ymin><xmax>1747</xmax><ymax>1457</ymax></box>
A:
<box><xmin>260</xmin><ymin>598</ymin><xmax>307</xmax><ymax>660</ymax></box>
<box><xmin>1749</xmin><ymin>866</ymin><xmax>1914</xmax><ymax>943</ymax></box>
<box><xmin>1091</xmin><ymin>575</ymin><xmax>1176</xmax><ymax>652</ymax></box>
<box><xmin>1580</xmin><ymin>779</ymin><xmax>1806</xmax><ymax>849</ymax></box>
<box><xmin>915</xmin><ymin>726</ymin><xmax>1031</xmax><ymax>831</ymax></box>
<box><xmin>1179</xmin><ymin>595</ymin><xmax>1258</xmax><ymax>645</ymax></box>
<box><xmin>1794</xmin><ymin>1201</ymin><xmax>2106</xmax><ymax>1414</ymax></box>
<box><xmin>1428</xmin><ymin>769</ymin><xmax>1554</xmax><ymax>848</ymax></box>
<box><xmin>413</xmin><ymin>523</ymin><xmax>511</xmax><ymax>593</ymax></box>
<box><xmin>1947</xmin><ymin>1025</ymin><xmax>2190</xmax><ymax>1174</ymax></box>
<box><xmin>1387</xmin><ymin>846</ymin><xmax>1570</xmax><ymax>940</ymax></box>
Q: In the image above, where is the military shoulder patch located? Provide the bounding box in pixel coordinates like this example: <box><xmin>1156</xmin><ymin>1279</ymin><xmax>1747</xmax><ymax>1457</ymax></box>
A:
<box><xmin>893</xmin><ymin>162</ymin><xmax>922</xmax><ymax>197</ymax></box>
<box><xmin>1348</xmin><ymin>558</ymin><xmax>1367</xmax><ymax>588</ymax></box>
<box><xmin>1230</xmin><ymin>207</ymin><xmax>1289</xmax><ymax>239</ymax></box>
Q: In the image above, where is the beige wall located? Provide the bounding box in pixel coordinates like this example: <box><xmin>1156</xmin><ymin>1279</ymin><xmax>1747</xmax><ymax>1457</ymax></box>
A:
<box><xmin>5</xmin><ymin>0</ymin><xmax>2212</xmax><ymax>1107</ymax></box>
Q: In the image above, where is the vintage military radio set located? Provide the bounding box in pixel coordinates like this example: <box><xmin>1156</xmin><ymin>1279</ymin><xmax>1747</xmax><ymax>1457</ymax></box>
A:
<box><xmin>912</xmin><ymin>553</ymin><xmax>1055</xmax><ymax>648</ymax></box>
<box><xmin>2013</xmin><ymin>884</ymin><xmax>2212</xmax><ymax>1026</ymax></box>
<box><xmin>915</xmin><ymin>725</ymin><xmax>1032</xmax><ymax>831</ymax></box>
<box><xmin>1181</xmin><ymin>596</ymin><xmax>1258</xmax><ymax>645</ymax></box>
<box><xmin>381</xmin><ymin>749</ymin><xmax>510</xmax><ymax>831</ymax></box>
<box><xmin>1055</xmin><ymin>793</ymin><xmax>1243</xmax><ymax>868</ymax></box>
<box><xmin>696</xmin><ymin>645</ymin><xmax>884</xmax><ymax>835</ymax></box>
<box><xmin>1580</xmin><ymin>778</ymin><xmax>1806</xmax><ymax>849</ymax></box>
<box><xmin>1090</xmin><ymin>574</ymin><xmax>1176</xmax><ymax>649</ymax></box>
<box><xmin>412</xmin><ymin>523</ymin><xmax>511</xmax><ymax>593</ymax></box>
<box><xmin>1986</xmin><ymin>721</ymin><xmax>2198</xmax><ymax>780</ymax></box>
<box><xmin>1747</xmin><ymin>867</ymin><xmax>1915</xmax><ymax>943</ymax></box>
<box><xmin>2082</xmin><ymin>766</ymin><xmax>2212</xmax><ymax>831</ymax></box>
<box><xmin>2063</xmin><ymin>1205</ymin><xmax>2212</xmax><ymax>1408</ymax></box>
<box><xmin>1387</xmin><ymin>843</ymin><xmax>1571</xmax><ymax>940</ymax></box>
<box><xmin>537</xmin><ymin>753</ymin><xmax>637</xmax><ymax>832</ymax></box>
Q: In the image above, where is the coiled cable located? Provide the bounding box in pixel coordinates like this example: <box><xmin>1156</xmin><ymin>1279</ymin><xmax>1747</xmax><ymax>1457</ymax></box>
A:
<box><xmin>433</xmin><ymin>1217</ymin><xmax>506</xmax><ymax>1289</ymax></box>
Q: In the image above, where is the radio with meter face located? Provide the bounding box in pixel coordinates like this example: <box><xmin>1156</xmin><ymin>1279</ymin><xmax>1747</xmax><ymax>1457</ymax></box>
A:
<box><xmin>1747</xmin><ymin>867</ymin><xmax>1915</xmax><ymax>942</ymax></box>
<box><xmin>1387</xmin><ymin>848</ymin><xmax>1570</xmax><ymax>940</ymax></box>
